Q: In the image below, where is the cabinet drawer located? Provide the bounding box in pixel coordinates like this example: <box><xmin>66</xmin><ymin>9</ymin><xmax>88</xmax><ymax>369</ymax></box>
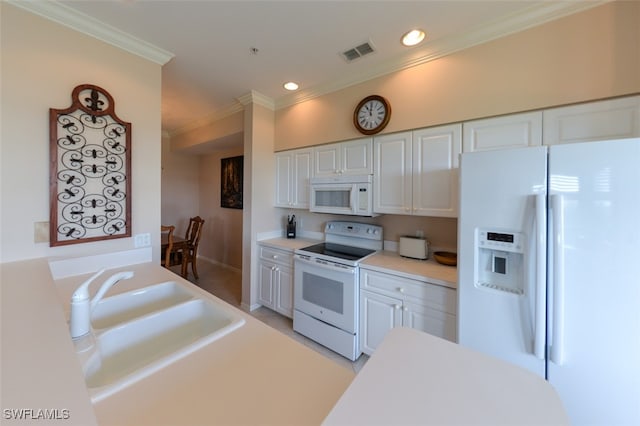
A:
<box><xmin>360</xmin><ymin>269</ymin><xmax>456</xmax><ymax>315</ymax></box>
<box><xmin>259</xmin><ymin>246</ymin><xmax>292</xmax><ymax>267</ymax></box>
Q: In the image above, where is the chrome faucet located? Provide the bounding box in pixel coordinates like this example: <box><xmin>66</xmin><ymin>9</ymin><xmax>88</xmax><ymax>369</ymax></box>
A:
<box><xmin>69</xmin><ymin>269</ymin><xmax>134</xmax><ymax>339</ymax></box>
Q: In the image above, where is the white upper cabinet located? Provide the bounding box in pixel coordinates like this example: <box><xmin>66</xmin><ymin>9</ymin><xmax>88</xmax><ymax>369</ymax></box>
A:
<box><xmin>412</xmin><ymin>125</ymin><xmax>461</xmax><ymax>217</ymax></box>
<box><xmin>274</xmin><ymin>148</ymin><xmax>313</xmax><ymax>209</ymax></box>
<box><xmin>543</xmin><ymin>95</ymin><xmax>640</xmax><ymax>145</ymax></box>
<box><xmin>373</xmin><ymin>131</ymin><xmax>413</xmax><ymax>215</ymax></box>
<box><xmin>463</xmin><ymin>111</ymin><xmax>542</xmax><ymax>152</ymax></box>
<box><xmin>313</xmin><ymin>138</ymin><xmax>373</xmax><ymax>177</ymax></box>
<box><xmin>374</xmin><ymin>124</ymin><xmax>461</xmax><ymax>217</ymax></box>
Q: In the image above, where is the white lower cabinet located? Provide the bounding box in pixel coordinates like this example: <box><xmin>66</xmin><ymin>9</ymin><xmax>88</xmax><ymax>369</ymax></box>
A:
<box><xmin>258</xmin><ymin>245</ymin><xmax>293</xmax><ymax>318</ymax></box>
<box><xmin>360</xmin><ymin>290</ymin><xmax>402</xmax><ymax>355</ymax></box>
<box><xmin>359</xmin><ymin>268</ymin><xmax>456</xmax><ymax>355</ymax></box>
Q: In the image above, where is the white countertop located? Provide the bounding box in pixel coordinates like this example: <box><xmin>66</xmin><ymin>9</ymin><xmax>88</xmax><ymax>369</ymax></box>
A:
<box><xmin>1</xmin><ymin>259</ymin><xmax>99</xmax><ymax>425</ymax></box>
<box><xmin>258</xmin><ymin>236</ymin><xmax>321</xmax><ymax>251</ymax></box>
<box><xmin>324</xmin><ymin>327</ymin><xmax>568</xmax><ymax>426</ymax></box>
<box><xmin>361</xmin><ymin>250</ymin><xmax>457</xmax><ymax>289</ymax></box>
<box><xmin>1</xmin><ymin>257</ymin><xmax>354</xmax><ymax>425</ymax></box>
<box><xmin>259</xmin><ymin>238</ymin><xmax>457</xmax><ymax>289</ymax></box>
<box><xmin>2</xmin><ymin>253</ymin><xmax>568</xmax><ymax>425</ymax></box>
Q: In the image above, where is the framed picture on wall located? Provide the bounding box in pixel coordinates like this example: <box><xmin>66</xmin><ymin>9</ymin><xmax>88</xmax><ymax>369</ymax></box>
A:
<box><xmin>221</xmin><ymin>155</ymin><xmax>243</xmax><ymax>209</ymax></box>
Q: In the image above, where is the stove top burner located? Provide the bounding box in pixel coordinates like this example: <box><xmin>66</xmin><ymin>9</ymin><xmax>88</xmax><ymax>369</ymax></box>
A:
<box><xmin>299</xmin><ymin>242</ymin><xmax>375</xmax><ymax>262</ymax></box>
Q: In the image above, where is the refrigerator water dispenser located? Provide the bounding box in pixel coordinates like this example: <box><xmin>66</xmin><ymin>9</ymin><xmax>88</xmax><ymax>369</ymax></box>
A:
<box><xmin>476</xmin><ymin>229</ymin><xmax>524</xmax><ymax>295</ymax></box>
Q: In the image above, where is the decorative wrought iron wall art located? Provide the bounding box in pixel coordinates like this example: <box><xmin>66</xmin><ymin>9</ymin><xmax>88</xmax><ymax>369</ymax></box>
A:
<box><xmin>49</xmin><ymin>84</ymin><xmax>131</xmax><ymax>246</ymax></box>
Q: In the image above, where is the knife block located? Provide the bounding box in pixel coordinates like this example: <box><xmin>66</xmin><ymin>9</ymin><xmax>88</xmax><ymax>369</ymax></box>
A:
<box><xmin>286</xmin><ymin>222</ymin><xmax>296</xmax><ymax>239</ymax></box>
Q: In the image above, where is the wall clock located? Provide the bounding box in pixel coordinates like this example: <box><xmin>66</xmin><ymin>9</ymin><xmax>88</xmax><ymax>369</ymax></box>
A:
<box><xmin>49</xmin><ymin>84</ymin><xmax>131</xmax><ymax>246</ymax></box>
<box><xmin>353</xmin><ymin>95</ymin><xmax>391</xmax><ymax>135</ymax></box>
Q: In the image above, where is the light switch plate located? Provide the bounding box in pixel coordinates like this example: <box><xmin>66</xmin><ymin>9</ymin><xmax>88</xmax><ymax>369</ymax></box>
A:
<box><xmin>134</xmin><ymin>233</ymin><xmax>151</xmax><ymax>248</ymax></box>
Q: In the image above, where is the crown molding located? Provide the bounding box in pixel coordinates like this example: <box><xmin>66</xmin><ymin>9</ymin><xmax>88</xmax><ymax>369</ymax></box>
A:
<box><xmin>168</xmin><ymin>102</ymin><xmax>244</xmax><ymax>138</ymax></box>
<box><xmin>237</xmin><ymin>90</ymin><xmax>275</xmax><ymax>110</ymax></box>
<box><xmin>275</xmin><ymin>0</ymin><xmax>610</xmax><ymax>109</ymax></box>
<box><xmin>168</xmin><ymin>91</ymin><xmax>274</xmax><ymax>138</ymax></box>
<box><xmin>7</xmin><ymin>0</ymin><xmax>174</xmax><ymax>65</ymax></box>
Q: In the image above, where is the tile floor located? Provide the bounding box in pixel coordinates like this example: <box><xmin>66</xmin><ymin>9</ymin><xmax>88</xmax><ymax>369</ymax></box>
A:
<box><xmin>170</xmin><ymin>260</ymin><xmax>369</xmax><ymax>374</ymax></box>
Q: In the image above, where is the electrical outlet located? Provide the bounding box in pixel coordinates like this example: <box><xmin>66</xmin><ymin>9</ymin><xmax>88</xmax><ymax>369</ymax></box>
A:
<box><xmin>416</xmin><ymin>230</ymin><xmax>425</xmax><ymax>238</ymax></box>
<box><xmin>134</xmin><ymin>233</ymin><xmax>151</xmax><ymax>248</ymax></box>
<box><xmin>34</xmin><ymin>221</ymin><xmax>50</xmax><ymax>243</ymax></box>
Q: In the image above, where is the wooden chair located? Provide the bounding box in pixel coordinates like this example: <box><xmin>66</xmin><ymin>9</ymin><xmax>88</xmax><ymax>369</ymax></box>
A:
<box><xmin>181</xmin><ymin>216</ymin><xmax>205</xmax><ymax>279</ymax></box>
<box><xmin>161</xmin><ymin>225</ymin><xmax>177</xmax><ymax>269</ymax></box>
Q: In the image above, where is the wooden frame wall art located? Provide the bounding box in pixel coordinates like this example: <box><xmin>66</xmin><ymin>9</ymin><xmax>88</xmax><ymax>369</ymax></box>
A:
<box><xmin>49</xmin><ymin>84</ymin><xmax>132</xmax><ymax>246</ymax></box>
<box><xmin>220</xmin><ymin>155</ymin><xmax>243</xmax><ymax>209</ymax></box>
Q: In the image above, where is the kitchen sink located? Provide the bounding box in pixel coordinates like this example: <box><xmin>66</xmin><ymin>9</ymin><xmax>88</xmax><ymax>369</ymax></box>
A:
<box><xmin>81</xmin><ymin>296</ymin><xmax>245</xmax><ymax>402</ymax></box>
<box><xmin>91</xmin><ymin>281</ymin><xmax>194</xmax><ymax>330</ymax></box>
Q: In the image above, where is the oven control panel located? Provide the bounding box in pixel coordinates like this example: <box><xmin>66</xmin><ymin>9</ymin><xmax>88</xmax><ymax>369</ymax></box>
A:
<box><xmin>325</xmin><ymin>221</ymin><xmax>382</xmax><ymax>240</ymax></box>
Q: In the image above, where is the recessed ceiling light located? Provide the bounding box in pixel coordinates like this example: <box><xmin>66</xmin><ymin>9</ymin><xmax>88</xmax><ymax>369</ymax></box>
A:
<box><xmin>283</xmin><ymin>82</ymin><xmax>299</xmax><ymax>91</ymax></box>
<box><xmin>401</xmin><ymin>29</ymin><xmax>426</xmax><ymax>47</ymax></box>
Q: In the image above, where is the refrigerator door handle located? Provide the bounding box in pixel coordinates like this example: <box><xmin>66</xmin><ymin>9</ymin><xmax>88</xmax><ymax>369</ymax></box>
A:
<box><xmin>550</xmin><ymin>194</ymin><xmax>565</xmax><ymax>365</ymax></box>
<box><xmin>533</xmin><ymin>193</ymin><xmax>547</xmax><ymax>360</ymax></box>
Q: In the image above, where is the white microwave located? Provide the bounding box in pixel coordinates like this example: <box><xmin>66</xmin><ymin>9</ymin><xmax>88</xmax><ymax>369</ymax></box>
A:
<box><xmin>309</xmin><ymin>175</ymin><xmax>375</xmax><ymax>216</ymax></box>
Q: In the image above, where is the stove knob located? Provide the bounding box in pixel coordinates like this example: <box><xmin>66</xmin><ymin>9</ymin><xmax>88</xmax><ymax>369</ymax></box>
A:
<box><xmin>366</xmin><ymin>228</ymin><xmax>372</xmax><ymax>234</ymax></box>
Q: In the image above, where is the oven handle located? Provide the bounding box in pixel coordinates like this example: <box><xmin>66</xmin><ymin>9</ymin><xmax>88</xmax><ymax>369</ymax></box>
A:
<box><xmin>295</xmin><ymin>254</ymin><xmax>356</xmax><ymax>274</ymax></box>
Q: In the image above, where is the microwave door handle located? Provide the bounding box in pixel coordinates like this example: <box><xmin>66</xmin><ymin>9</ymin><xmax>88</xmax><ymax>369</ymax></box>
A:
<box><xmin>350</xmin><ymin>184</ymin><xmax>358</xmax><ymax>214</ymax></box>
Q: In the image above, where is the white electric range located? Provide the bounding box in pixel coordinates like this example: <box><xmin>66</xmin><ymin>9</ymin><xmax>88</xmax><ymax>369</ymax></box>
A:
<box><xmin>293</xmin><ymin>221</ymin><xmax>383</xmax><ymax>361</ymax></box>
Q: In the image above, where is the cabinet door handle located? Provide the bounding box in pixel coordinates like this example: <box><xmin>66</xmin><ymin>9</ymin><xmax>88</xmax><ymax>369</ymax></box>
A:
<box><xmin>394</xmin><ymin>304</ymin><xmax>401</xmax><ymax>310</ymax></box>
<box><xmin>403</xmin><ymin>307</ymin><xmax>408</xmax><ymax>312</ymax></box>
<box><xmin>272</xmin><ymin>255</ymin><xmax>278</xmax><ymax>259</ymax></box>
<box><xmin>397</xmin><ymin>287</ymin><xmax>404</xmax><ymax>293</ymax></box>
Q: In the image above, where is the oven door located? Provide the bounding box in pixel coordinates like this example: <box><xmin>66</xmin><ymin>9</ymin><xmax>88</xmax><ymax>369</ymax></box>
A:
<box><xmin>294</xmin><ymin>255</ymin><xmax>357</xmax><ymax>333</ymax></box>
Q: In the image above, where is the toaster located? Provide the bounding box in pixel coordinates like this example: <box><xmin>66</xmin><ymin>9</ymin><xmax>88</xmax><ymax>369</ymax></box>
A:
<box><xmin>398</xmin><ymin>236</ymin><xmax>428</xmax><ymax>260</ymax></box>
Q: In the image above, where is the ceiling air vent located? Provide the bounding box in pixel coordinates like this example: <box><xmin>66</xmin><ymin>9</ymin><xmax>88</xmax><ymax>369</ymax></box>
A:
<box><xmin>341</xmin><ymin>41</ymin><xmax>376</xmax><ymax>62</ymax></box>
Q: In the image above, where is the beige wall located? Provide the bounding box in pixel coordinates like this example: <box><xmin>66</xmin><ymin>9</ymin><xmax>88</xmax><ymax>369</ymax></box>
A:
<box><xmin>242</xmin><ymin>100</ymin><xmax>280</xmax><ymax>309</ymax></box>
<box><xmin>274</xmin><ymin>1</ymin><xmax>640</xmax><ymax>151</ymax></box>
<box><xmin>287</xmin><ymin>210</ymin><xmax>457</xmax><ymax>251</ymax></box>
<box><xmin>161</xmin><ymin>134</ymin><xmax>200</xmax><ymax>234</ymax></box>
<box><xmin>198</xmin><ymin>148</ymin><xmax>244</xmax><ymax>270</ymax></box>
<box><xmin>0</xmin><ymin>4</ymin><xmax>162</xmax><ymax>263</ymax></box>
<box><xmin>171</xmin><ymin>111</ymin><xmax>243</xmax><ymax>151</ymax></box>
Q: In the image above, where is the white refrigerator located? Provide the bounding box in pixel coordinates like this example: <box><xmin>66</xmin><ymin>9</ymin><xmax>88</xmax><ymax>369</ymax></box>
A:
<box><xmin>458</xmin><ymin>138</ymin><xmax>640</xmax><ymax>425</ymax></box>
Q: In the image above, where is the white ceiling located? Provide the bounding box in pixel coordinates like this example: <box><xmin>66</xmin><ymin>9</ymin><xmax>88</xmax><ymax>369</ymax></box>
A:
<box><xmin>19</xmin><ymin>1</ymin><xmax>605</xmax><ymax>135</ymax></box>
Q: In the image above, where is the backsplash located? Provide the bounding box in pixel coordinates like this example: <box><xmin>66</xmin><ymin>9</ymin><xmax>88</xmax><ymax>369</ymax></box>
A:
<box><xmin>277</xmin><ymin>209</ymin><xmax>457</xmax><ymax>252</ymax></box>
